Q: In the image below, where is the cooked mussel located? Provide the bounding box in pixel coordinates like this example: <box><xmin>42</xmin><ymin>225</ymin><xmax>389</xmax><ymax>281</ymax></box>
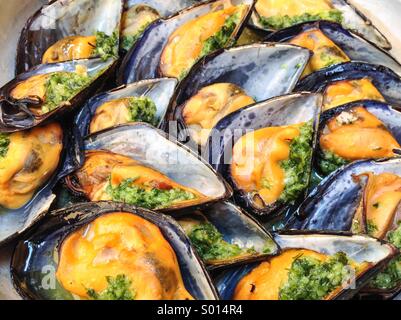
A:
<box><xmin>178</xmin><ymin>201</ymin><xmax>279</xmax><ymax>268</ymax></box>
<box><xmin>118</xmin><ymin>0</ymin><xmax>254</xmax><ymax>83</ymax></box>
<box><xmin>16</xmin><ymin>0</ymin><xmax>123</xmax><ymax>73</ymax></box>
<box><xmin>206</xmin><ymin>93</ymin><xmax>321</xmax><ymax>217</ymax></box>
<box><xmin>316</xmin><ymin>101</ymin><xmax>401</xmax><ymax>176</ymax></box>
<box><xmin>252</xmin><ymin>0</ymin><xmax>390</xmax><ymax>50</ymax></box>
<box><xmin>66</xmin><ymin>123</ymin><xmax>231</xmax><ymax>212</ymax></box>
<box><xmin>296</xmin><ymin>62</ymin><xmax>401</xmax><ymax>111</ymax></box>
<box><xmin>290</xmin><ymin>158</ymin><xmax>401</xmax><ymax>297</ymax></box>
<box><xmin>11</xmin><ymin>202</ymin><xmax>218</xmax><ymax>300</ymax></box>
<box><xmin>169</xmin><ymin>43</ymin><xmax>311</xmax><ymax>149</ymax></box>
<box><xmin>215</xmin><ymin>231</ymin><xmax>398</xmax><ymax>300</ymax></box>
<box><xmin>266</xmin><ymin>21</ymin><xmax>401</xmax><ymax>77</ymax></box>
<box><xmin>0</xmin><ymin>58</ymin><xmax>115</xmax><ymax>132</ymax></box>
<box><xmin>0</xmin><ymin>122</ymin><xmax>65</xmax><ymax>245</ymax></box>
<box><xmin>121</xmin><ymin>1</ymin><xmax>208</xmax><ymax>52</ymax></box>
<box><xmin>74</xmin><ymin>78</ymin><xmax>177</xmax><ymax>140</ymax></box>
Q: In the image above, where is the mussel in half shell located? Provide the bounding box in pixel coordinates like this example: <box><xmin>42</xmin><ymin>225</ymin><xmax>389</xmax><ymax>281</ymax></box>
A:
<box><xmin>74</xmin><ymin>78</ymin><xmax>177</xmax><ymax>140</ymax></box>
<box><xmin>0</xmin><ymin>122</ymin><xmax>65</xmax><ymax>245</ymax></box>
<box><xmin>316</xmin><ymin>101</ymin><xmax>401</xmax><ymax>176</ymax></box>
<box><xmin>206</xmin><ymin>93</ymin><xmax>321</xmax><ymax>217</ymax></box>
<box><xmin>66</xmin><ymin>123</ymin><xmax>231</xmax><ymax>212</ymax></box>
<box><xmin>118</xmin><ymin>0</ymin><xmax>254</xmax><ymax>83</ymax></box>
<box><xmin>169</xmin><ymin>44</ymin><xmax>311</xmax><ymax>149</ymax></box>
<box><xmin>120</xmin><ymin>0</ymin><xmax>201</xmax><ymax>52</ymax></box>
<box><xmin>290</xmin><ymin>158</ymin><xmax>401</xmax><ymax>297</ymax></box>
<box><xmin>16</xmin><ymin>0</ymin><xmax>123</xmax><ymax>73</ymax></box>
<box><xmin>252</xmin><ymin>0</ymin><xmax>390</xmax><ymax>50</ymax></box>
<box><xmin>0</xmin><ymin>58</ymin><xmax>115</xmax><ymax>132</ymax></box>
<box><xmin>266</xmin><ymin>21</ymin><xmax>401</xmax><ymax>77</ymax></box>
<box><xmin>11</xmin><ymin>202</ymin><xmax>218</xmax><ymax>300</ymax></box>
<box><xmin>296</xmin><ymin>62</ymin><xmax>401</xmax><ymax>111</ymax></box>
<box><xmin>215</xmin><ymin>232</ymin><xmax>398</xmax><ymax>300</ymax></box>
<box><xmin>178</xmin><ymin>201</ymin><xmax>279</xmax><ymax>269</ymax></box>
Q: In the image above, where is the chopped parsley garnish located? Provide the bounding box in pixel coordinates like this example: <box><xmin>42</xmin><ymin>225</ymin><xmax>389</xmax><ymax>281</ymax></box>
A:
<box><xmin>188</xmin><ymin>222</ymin><xmax>255</xmax><ymax>261</ymax></box>
<box><xmin>320</xmin><ymin>51</ymin><xmax>346</xmax><ymax>68</ymax></box>
<box><xmin>370</xmin><ymin>222</ymin><xmax>401</xmax><ymax>290</ymax></box>
<box><xmin>121</xmin><ymin>23</ymin><xmax>151</xmax><ymax>51</ymax></box>
<box><xmin>259</xmin><ymin>10</ymin><xmax>343</xmax><ymax>30</ymax></box>
<box><xmin>42</xmin><ymin>71</ymin><xmax>93</xmax><ymax>113</ymax></box>
<box><xmin>319</xmin><ymin>150</ymin><xmax>349</xmax><ymax>176</ymax></box>
<box><xmin>87</xmin><ymin>275</ymin><xmax>135</xmax><ymax>300</ymax></box>
<box><xmin>0</xmin><ymin>133</ymin><xmax>10</xmax><ymax>159</ymax></box>
<box><xmin>127</xmin><ymin>97</ymin><xmax>158</xmax><ymax>126</ymax></box>
<box><xmin>279</xmin><ymin>122</ymin><xmax>313</xmax><ymax>203</ymax></box>
<box><xmin>279</xmin><ymin>252</ymin><xmax>355</xmax><ymax>300</ymax></box>
<box><xmin>200</xmin><ymin>13</ymin><xmax>240</xmax><ymax>58</ymax></box>
<box><xmin>367</xmin><ymin>220</ymin><xmax>378</xmax><ymax>236</ymax></box>
<box><xmin>93</xmin><ymin>31</ymin><xmax>119</xmax><ymax>61</ymax></box>
<box><xmin>106</xmin><ymin>178</ymin><xmax>197</xmax><ymax>209</ymax></box>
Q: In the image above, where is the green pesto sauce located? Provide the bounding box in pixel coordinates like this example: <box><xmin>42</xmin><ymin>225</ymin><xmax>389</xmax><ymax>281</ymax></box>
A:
<box><xmin>370</xmin><ymin>222</ymin><xmax>401</xmax><ymax>290</ymax></box>
<box><xmin>42</xmin><ymin>71</ymin><xmax>93</xmax><ymax>113</ymax></box>
<box><xmin>87</xmin><ymin>275</ymin><xmax>135</xmax><ymax>300</ymax></box>
<box><xmin>320</xmin><ymin>51</ymin><xmax>347</xmax><ymax>69</ymax></box>
<box><xmin>188</xmin><ymin>222</ymin><xmax>254</xmax><ymax>261</ymax></box>
<box><xmin>367</xmin><ymin>219</ymin><xmax>379</xmax><ymax>236</ymax></box>
<box><xmin>200</xmin><ymin>13</ymin><xmax>240</xmax><ymax>58</ymax></box>
<box><xmin>127</xmin><ymin>96</ymin><xmax>158</xmax><ymax>126</ymax></box>
<box><xmin>0</xmin><ymin>133</ymin><xmax>10</xmax><ymax>159</ymax></box>
<box><xmin>121</xmin><ymin>23</ymin><xmax>152</xmax><ymax>51</ymax></box>
<box><xmin>319</xmin><ymin>149</ymin><xmax>349</xmax><ymax>176</ymax></box>
<box><xmin>106</xmin><ymin>178</ymin><xmax>197</xmax><ymax>209</ymax></box>
<box><xmin>279</xmin><ymin>122</ymin><xmax>313</xmax><ymax>203</ymax></box>
<box><xmin>259</xmin><ymin>10</ymin><xmax>343</xmax><ymax>30</ymax></box>
<box><xmin>279</xmin><ymin>252</ymin><xmax>355</xmax><ymax>300</ymax></box>
<box><xmin>93</xmin><ymin>31</ymin><xmax>119</xmax><ymax>61</ymax></box>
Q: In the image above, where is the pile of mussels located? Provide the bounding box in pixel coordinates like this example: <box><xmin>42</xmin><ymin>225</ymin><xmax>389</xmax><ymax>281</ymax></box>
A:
<box><xmin>1</xmin><ymin>0</ymin><xmax>401</xmax><ymax>300</ymax></box>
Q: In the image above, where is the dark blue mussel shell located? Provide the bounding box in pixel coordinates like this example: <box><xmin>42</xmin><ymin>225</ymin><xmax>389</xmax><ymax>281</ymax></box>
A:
<box><xmin>117</xmin><ymin>0</ymin><xmax>254</xmax><ymax>84</ymax></box>
<box><xmin>0</xmin><ymin>58</ymin><xmax>117</xmax><ymax>132</ymax></box>
<box><xmin>65</xmin><ymin>123</ymin><xmax>233</xmax><ymax>213</ymax></box>
<box><xmin>16</xmin><ymin>0</ymin><xmax>123</xmax><ymax>74</ymax></box>
<box><xmin>290</xmin><ymin>157</ymin><xmax>401</xmax><ymax>232</ymax></box>
<box><xmin>73</xmin><ymin>78</ymin><xmax>177</xmax><ymax>141</ymax></box>
<box><xmin>168</xmin><ymin>43</ymin><xmax>311</xmax><ymax>146</ymax></box>
<box><xmin>205</xmin><ymin>92</ymin><xmax>322</xmax><ymax>217</ymax></box>
<box><xmin>311</xmin><ymin>100</ymin><xmax>401</xmax><ymax>180</ymax></box>
<box><xmin>251</xmin><ymin>0</ymin><xmax>390</xmax><ymax>50</ymax></box>
<box><xmin>10</xmin><ymin>202</ymin><xmax>219</xmax><ymax>300</ymax></box>
<box><xmin>177</xmin><ymin>201</ymin><xmax>279</xmax><ymax>269</ymax></box>
<box><xmin>215</xmin><ymin>231</ymin><xmax>398</xmax><ymax>300</ymax></box>
<box><xmin>265</xmin><ymin>21</ymin><xmax>401</xmax><ymax>76</ymax></box>
<box><xmin>0</xmin><ymin>122</ymin><xmax>78</xmax><ymax>246</ymax></box>
<box><xmin>295</xmin><ymin>62</ymin><xmax>401</xmax><ymax>105</ymax></box>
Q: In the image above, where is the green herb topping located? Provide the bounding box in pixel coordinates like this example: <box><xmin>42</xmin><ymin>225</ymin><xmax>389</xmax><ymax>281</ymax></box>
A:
<box><xmin>42</xmin><ymin>71</ymin><xmax>93</xmax><ymax>113</ymax></box>
<box><xmin>87</xmin><ymin>274</ymin><xmax>135</xmax><ymax>300</ymax></box>
<box><xmin>320</xmin><ymin>51</ymin><xmax>347</xmax><ymax>69</ymax></box>
<box><xmin>121</xmin><ymin>23</ymin><xmax>151</xmax><ymax>51</ymax></box>
<box><xmin>188</xmin><ymin>222</ymin><xmax>256</xmax><ymax>261</ymax></box>
<box><xmin>279</xmin><ymin>252</ymin><xmax>355</xmax><ymax>300</ymax></box>
<box><xmin>106</xmin><ymin>178</ymin><xmax>197</xmax><ymax>209</ymax></box>
<box><xmin>279</xmin><ymin>122</ymin><xmax>313</xmax><ymax>203</ymax></box>
<box><xmin>259</xmin><ymin>10</ymin><xmax>343</xmax><ymax>30</ymax></box>
<box><xmin>200</xmin><ymin>13</ymin><xmax>240</xmax><ymax>60</ymax></box>
<box><xmin>93</xmin><ymin>31</ymin><xmax>119</xmax><ymax>61</ymax></box>
<box><xmin>127</xmin><ymin>96</ymin><xmax>158</xmax><ymax>126</ymax></box>
<box><xmin>0</xmin><ymin>133</ymin><xmax>10</xmax><ymax>159</ymax></box>
<box><xmin>367</xmin><ymin>219</ymin><xmax>379</xmax><ymax>236</ymax></box>
<box><xmin>319</xmin><ymin>149</ymin><xmax>349</xmax><ymax>176</ymax></box>
<box><xmin>370</xmin><ymin>222</ymin><xmax>401</xmax><ymax>290</ymax></box>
